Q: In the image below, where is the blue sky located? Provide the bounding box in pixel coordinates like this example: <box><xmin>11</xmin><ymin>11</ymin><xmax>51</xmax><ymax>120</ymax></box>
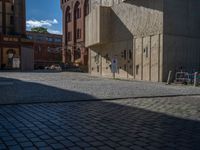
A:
<box><xmin>26</xmin><ymin>0</ymin><xmax>62</xmax><ymax>34</ymax></box>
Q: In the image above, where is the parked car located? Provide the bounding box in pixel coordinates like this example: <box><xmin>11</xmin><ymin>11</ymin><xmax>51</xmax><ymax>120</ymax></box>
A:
<box><xmin>44</xmin><ymin>64</ymin><xmax>62</xmax><ymax>71</ymax></box>
<box><xmin>51</xmin><ymin>64</ymin><xmax>62</xmax><ymax>71</ymax></box>
<box><xmin>45</xmin><ymin>66</ymin><xmax>50</xmax><ymax>70</ymax></box>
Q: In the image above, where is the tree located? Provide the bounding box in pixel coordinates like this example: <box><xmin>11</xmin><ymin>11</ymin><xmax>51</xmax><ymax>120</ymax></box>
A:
<box><xmin>31</xmin><ymin>27</ymin><xmax>49</xmax><ymax>34</ymax></box>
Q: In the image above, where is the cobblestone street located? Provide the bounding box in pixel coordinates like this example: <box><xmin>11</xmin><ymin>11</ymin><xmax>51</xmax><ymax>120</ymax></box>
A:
<box><xmin>0</xmin><ymin>72</ymin><xmax>200</xmax><ymax>104</ymax></box>
<box><xmin>0</xmin><ymin>72</ymin><xmax>200</xmax><ymax>150</ymax></box>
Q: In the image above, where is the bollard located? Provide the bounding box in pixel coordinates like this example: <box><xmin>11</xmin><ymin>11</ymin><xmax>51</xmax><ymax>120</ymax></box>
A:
<box><xmin>167</xmin><ymin>70</ymin><xmax>172</xmax><ymax>85</ymax></box>
<box><xmin>194</xmin><ymin>72</ymin><xmax>198</xmax><ymax>87</ymax></box>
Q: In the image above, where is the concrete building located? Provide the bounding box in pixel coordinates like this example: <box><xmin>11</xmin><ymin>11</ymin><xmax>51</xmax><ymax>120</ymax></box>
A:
<box><xmin>26</xmin><ymin>31</ymin><xmax>62</xmax><ymax>69</ymax></box>
<box><xmin>85</xmin><ymin>0</ymin><xmax>200</xmax><ymax>82</ymax></box>
<box><xmin>0</xmin><ymin>0</ymin><xmax>34</xmax><ymax>71</ymax></box>
<box><xmin>60</xmin><ymin>0</ymin><xmax>89</xmax><ymax>71</ymax></box>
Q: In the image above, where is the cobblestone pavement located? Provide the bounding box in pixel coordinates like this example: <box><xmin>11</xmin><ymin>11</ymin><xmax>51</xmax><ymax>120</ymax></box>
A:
<box><xmin>0</xmin><ymin>96</ymin><xmax>200</xmax><ymax>150</ymax></box>
<box><xmin>0</xmin><ymin>72</ymin><xmax>200</xmax><ymax>104</ymax></box>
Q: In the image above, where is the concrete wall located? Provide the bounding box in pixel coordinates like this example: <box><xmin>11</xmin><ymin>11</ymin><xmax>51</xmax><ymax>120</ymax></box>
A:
<box><xmin>87</xmin><ymin>0</ymin><xmax>164</xmax><ymax>81</ymax></box>
<box><xmin>90</xmin><ymin>0</ymin><xmax>123</xmax><ymax>11</ymax></box>
<box><xmin>163</xmin><ymin>35</ymin><xmax>200</xmax><ymax>82</ymax></box>
<box><xmin>86</xmin><ymin>0</ymin><xmax>200</xmax><ymax>82</ymax></box>
<box><xmin>21</xmin><ymin>47</ymin><xmax>34</xmax><ymax>71</ymax></box>
<box><xmin>85</xmin><ymin>6</ymin><xmax>111</xmax><ymax>47</ymax></box>
<box><xmin>0</xmin><ymin>48</ymin><xmax>1</xmax><ymax>69</ymax></box>
<box><xmin>162</xmin><ymin>0</ymin><xmax>200</xmax><ymax>81</ymax></box>
<box><xmin>0</xmin><ymin>2</ymin><xmax>2</xmax><ymax>33</ymax></box>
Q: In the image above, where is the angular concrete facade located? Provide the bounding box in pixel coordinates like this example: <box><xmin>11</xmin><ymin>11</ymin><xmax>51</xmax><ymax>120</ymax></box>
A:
<box><xmin>86</xmin><ymin>0</ymin><xmax>200</xmax><ymax>82</ymax></box>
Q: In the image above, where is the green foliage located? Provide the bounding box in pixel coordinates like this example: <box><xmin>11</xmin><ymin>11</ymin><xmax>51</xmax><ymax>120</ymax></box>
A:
<box><xmin>31</xmin><ymin>27</ymin><xmax>48</xmax><ymax>34</ymax></box>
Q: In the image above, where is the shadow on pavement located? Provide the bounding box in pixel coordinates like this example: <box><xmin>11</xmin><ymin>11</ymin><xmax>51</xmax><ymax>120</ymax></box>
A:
<box><xmin>0</xmin><ymin>76</ymin><xmax>199</xmax><ymax>149</ymax></box>
<box><xmin>78</xmin><ymin>100</ymin><xmax>200</xmax><ymax>150</ymax></box>
<box><xmin>0</xmin><ymin>99</ymin><xmax>199</xmax><ymax>150</ymax></box>
<box><xmin>0</xmin><ymin>77</ymin><xmax>96</xmax><ymax>105</ymax></box>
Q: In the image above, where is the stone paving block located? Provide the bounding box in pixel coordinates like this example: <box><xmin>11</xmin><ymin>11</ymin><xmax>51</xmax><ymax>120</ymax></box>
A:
<box><xmin>68</xmin><ymin>146</ymin><xmax>82</xmax><ymax>150</ymax></box>
<box><xmin>85</xmin><ymin>147</ymin><xmax>98</xmax><ymax>150</ymax></box>
<box><xmin>34</xmin><ymin>141</ymin><xmax>47</xmax><ymax>147</ymax></box>
<box><xmin>44</xmin><ymin>139</ymin><xmax>58</xmax><ymax>145</ymax></box>
<box><xmin>16</xmin><ymin>137</ymin><xmax>29</xmax><ymax>143</ymax></box>
<box><xmin>53</xmin><ymin>136</ymin><xmax>66</xmax><ymax>141</ymax></box>
<box><xmin>75</xmin><ymin>141</ymin><xmax>91</xmax><ymax>148</ymax></box>
<box><xmin>20</xmin><ymin>142</ymin><xmax>34</xmax><ymax>148</ymax></box>
<box><xmin>4</xmin><ymin>140</ymin><xmax>18</xmax><ymax>146</ymax></box>
<box><xmin>8</xmin><ymin>145</ymin><xmax>22</xmax><ymax>150</ymax></box>
<box><xmin>29</xmin><ymin>137</ymin><xmax>41</xmax><ymax>142</ymax></box>
<box><xmin>81</xmin><ymin>136</ymin><xmax>96</xmax><ymax>142</ymax></box>
<box><xmin>0</xmin><ymin>144</ymin><xmax>7</xmax><ymax>150</ymax></box>
<box><xmin>38</xmin><ymin>147</ymin><xmax>53</xmax><ymax>150</ymax></box>
<box><xmin>23</xmin><ymin>147</ymin><xmax>38</xmax><ymax>150</ymax></box>
<box><xmin>60</xmin><ymin>140</ymin><xmax>75</xmax><ymax>147</ymax></box>
<box><xmin>67</xmin><ymin>136</ymin><xmax>81</xmax><ymax>142</ymax></box>
<box><xmin>90</xmin><ymin>141</ymin><xmax>104</xmax><ymax>147</ymax></box>
<box><xmin>50</xmin><ymin>143</ymin><xmax>65</xmax><ymax>149</ymax></box>
<box><xmin>97</xmin><ymin>146</ymin><xmax>114</xmax><ymax>150</ymax></box>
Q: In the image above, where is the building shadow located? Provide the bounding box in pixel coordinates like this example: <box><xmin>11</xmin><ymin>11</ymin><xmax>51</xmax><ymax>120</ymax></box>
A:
<box><xmin>76</xmin><ymin>100</ymin><xmax>200</xmax><ymax>150</ymax></box>
<box><xmin>0</xmin><ymin>94</ymin><xmax>200</xmax><ymax>149</ymax></box>
<box><xmin>0</xmin><ymin>76</ymin><xmax>200</xmax><ymax>149</ymax></box>
<box><xmin>0</xmin><ymin>77</ymin><xmax>96</xmax><ymax>105</ymax></box>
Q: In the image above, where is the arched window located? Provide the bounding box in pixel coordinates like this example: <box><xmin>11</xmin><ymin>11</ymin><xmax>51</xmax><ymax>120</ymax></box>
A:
<box><xmin>66</xmin><ymin>6</ymin><xmax>71</xmax><ymax>23</ymax></box>
<box><xmin>74</xmin><ymin>1</ymin><xmax>81</xmax><ymax>20</ymax></box>
<box><xmin>84</xmin><ymin>0</ymin><xmax>89</xmax><ymax>16</ymax></box>
<box><xmin>75</xmin><ymin>48</ymin><xmax>81</xmax><ymax>60</ymax></box>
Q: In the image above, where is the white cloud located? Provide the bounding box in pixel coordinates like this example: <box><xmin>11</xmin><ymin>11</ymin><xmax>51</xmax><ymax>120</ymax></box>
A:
<box><xmin>26</xmin><ymin>19</ymin><xmax>58</xmax><ymax>28</ymax></box>
<box><xmin>48</xmin><ymin>29</ymin><xmax>62</xmax><ymax>35</ymax></box>
<box><xmin>26</xmin><ymin>19</ymin><xmax>62</xmax><ymax>35</ymax></box>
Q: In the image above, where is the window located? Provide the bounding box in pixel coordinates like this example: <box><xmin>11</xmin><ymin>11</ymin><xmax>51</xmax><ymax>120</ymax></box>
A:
<box><xmin>27</xmin><ymin>35</ymin><xmax>33</xmax><ymax>40</ymax></box>
<box><xmin>76</xmin><ymin>29</ymin><xmax>81</xmax><ymax>39</ymax></box>
<box><xmin>146</xmin><ymin>47</ymin><xmax>148</xmax><ymax>58</ymax></box>
<box><xmin>36</xmin><ymin>36</ymin><xmax>45</xmax><ymax>41</ymax></box>
<box><xmin>66</xmin><ymin>7</ymin><xmax>71</xmax><ymax>23</ymax></box>
<box><xmin>67</xmin><ymin>32</ymin><xmax>71</xmax><ymax>41</ymax></box>
<box><xmin>11</xmin><ymin>5</ymin><xmax>14</xmax><ymax>11</ymax></box>
<box><xmin>85</xmin><ymin>0</ymin><xmax>89</xmax><ymax>16</ymax></box>
<box><xmin>124</xmin><ymin>64</ymin><xmax>127</xmax><ymax>71</ymax></box>
<box><xmin>54</xmin><ymin>38</ymin><xmax>62</xmax><ymax>43</ymax></box>
<box><xmin>47</xmin><ymin>37</ymin><xmax>53</xmax><ymax>42</ymax></box>
<box><xmin>129</xmin><ymin>50</ymin><xmax>132</xmax><ymax>60</ymax></box>
<box><xmin>136</xmin><ymin>65</ymin><xmax>139</xmax><ymax>75</ymax></box>
<box><xmin>74</xmin><ymin>2</ymin><xmax>81</xmax><ymax>19</ymax></box>
<box><xmin>10</xmin><ymin>16</ymin><xmax>14</xmax><ymax>25</ymax></box>
<box><xmin>124</xmin><ymin>50</ymin><xmax>127</xmax><ymax>60</ymax></box>
<box><xmin>75</xmin><ymin>48</ymin><xmax>81</xmax><ymax>60</ymax></box>
<box><xmin>144</xmin><ymin>47</ymin><xmax>148</xmax><ymax>58</ymax></box>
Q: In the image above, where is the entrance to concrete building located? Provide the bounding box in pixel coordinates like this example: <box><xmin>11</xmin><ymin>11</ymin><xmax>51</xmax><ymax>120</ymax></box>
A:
<box><xmin>0</xmin><ymin>47</ymin><xmax>20</xmax><ymax>70</ymax></box>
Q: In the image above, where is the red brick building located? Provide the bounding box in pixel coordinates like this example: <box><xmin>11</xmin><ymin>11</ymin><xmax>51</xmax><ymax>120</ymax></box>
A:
<box><xmin>0</xmin><ymin>0</ymin><xmax>34</xmax><ymax>71</ymax></box>
<box><xmin>60</xmin><ymin>0</ymin><xmax>89</xmax><ymax>71</ymax></box>
<box><xmin>26</xmin><ymin>31</ymin><xmax>62</xmax><ymax>69</ymax></box>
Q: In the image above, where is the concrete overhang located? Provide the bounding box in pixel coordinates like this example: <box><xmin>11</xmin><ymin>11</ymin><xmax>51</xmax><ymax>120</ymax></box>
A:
<box><xmin>85</xmin><ymin>6</ymin><xmax>112</xmax><ymax>48</ymax></box>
